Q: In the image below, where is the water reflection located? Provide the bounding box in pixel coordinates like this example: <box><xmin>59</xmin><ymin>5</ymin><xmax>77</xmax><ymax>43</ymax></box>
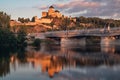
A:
<box><xmin>0</xmin><ymin>42</ymin><xmax>120</xmax><ymax>79</ymax></box>
<box><xmin>0</xmin><ymin>59</ymin><xmax>10</xmax><ymax>77</ymax></box>
<box><xmin>0</xmin><ymin>47</ymin><xmax>26</xmax><ymax>77</ymax></box>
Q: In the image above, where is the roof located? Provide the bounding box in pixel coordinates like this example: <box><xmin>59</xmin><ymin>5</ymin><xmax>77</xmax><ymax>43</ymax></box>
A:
<box><xmin>49</xmin><ymin>6</ymin><xmax>54</xmax><ymax>8</ymax></box>
<box><xmin>55</xmin><ymin>10</ymin><xmax>60</xmax><ymax>12</ymax></box>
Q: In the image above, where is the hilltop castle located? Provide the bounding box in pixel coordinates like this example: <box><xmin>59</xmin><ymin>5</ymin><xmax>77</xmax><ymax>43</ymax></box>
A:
<box><xmin>10</xmin><ymin>6</ymin><xmax>66</xmax><ymax>26</ymax></box>
<box><xmin>42</xmin><ymin>6</ymin><xmax>63</xmax><ymax>18</ymax></box>
<box><xmin>31</xmin><ymin>6</ymin><xmax>63</xmax><ymax>24</ymax></box>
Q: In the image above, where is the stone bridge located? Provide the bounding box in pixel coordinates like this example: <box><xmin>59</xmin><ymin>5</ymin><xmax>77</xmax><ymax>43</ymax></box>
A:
<box><xmin>44</xmin><ymin>27</ymin><xmax>120</xmax><ymax>38</ymax></box>
<box><xmin>28</xmin><ymin>27</ymin><xmax>120</xmax><ymax>45</ymax></box>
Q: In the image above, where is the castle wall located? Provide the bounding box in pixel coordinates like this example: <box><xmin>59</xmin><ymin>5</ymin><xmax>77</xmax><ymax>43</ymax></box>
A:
<box><xmin>48</xmin><ymin>8</ymin><xmax>55</xmax><ymax>15</ymax></box>
<box><xmin>42</xmin><ymin>12</ymin><xmax>48</xmax><ymax>18</ymax></box>
<box><xmin>56</xmin><ymin>12</ymin><xmax>62</xmax><ymax>18</ymax></box>
<box><xmin>40</xmin><ymin>18</ymin><xmax>53</xmax><ymax>24</ymax></box>
<box><xmin>30</xmin><ymin>18</ymin><xmax>53</xmax><ymax>24</ymax></box>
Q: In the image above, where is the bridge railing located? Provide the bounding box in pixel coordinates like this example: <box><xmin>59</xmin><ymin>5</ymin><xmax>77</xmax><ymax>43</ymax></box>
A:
<box><xmin>29</xmin><ymin>27</ymin><xmax>120</xmax><ymax>38</ymax></box>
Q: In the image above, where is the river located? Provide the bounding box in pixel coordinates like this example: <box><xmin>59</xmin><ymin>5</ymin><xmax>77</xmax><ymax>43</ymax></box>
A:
<box><xmin>0</xmin><ymin>41</ymin><xmax>120</xmax><ymax>80</ymax></box>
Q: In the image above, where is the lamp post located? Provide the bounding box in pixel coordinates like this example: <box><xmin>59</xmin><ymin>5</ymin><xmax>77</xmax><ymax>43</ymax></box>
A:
<box><xmin>65</xmin><ymin>17</ymin><xmax>70</xmax><ymax>38</ymax></box>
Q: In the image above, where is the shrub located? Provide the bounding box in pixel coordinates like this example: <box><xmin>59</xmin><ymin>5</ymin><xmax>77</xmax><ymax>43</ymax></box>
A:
<box><xmin>33</xmin><ymin>39</ymin><xmax>41</xmax><ymax>47</ymax></box>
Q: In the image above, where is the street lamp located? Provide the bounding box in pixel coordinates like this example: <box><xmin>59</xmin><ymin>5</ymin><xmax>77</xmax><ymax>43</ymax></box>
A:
<box><xmin>65</xmin><ymin>17</ymin><xmax>70</xmax><ymax>38</ymax></box>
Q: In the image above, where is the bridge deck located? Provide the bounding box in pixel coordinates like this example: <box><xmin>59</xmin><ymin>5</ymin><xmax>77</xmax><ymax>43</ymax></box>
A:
<box><xmin>45</xmin><ymin>27</ymin><xmax>120</xmax><ymax>38</ymax></box>
<box><xmin>28</xmin><ymin>27</ymin><xmax>120</xmax><ymax>38</ymax></box>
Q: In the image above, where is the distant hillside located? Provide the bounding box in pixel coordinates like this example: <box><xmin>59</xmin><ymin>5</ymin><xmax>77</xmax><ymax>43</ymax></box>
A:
<box><xmin>9</xmin><ymin>6</ymin><xmax>120</xmax><ymax>33</ymax></box>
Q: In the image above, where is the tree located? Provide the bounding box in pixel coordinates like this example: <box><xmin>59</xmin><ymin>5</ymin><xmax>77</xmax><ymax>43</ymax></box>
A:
<box><xmin>0</xmin><ymin>12</ymin><xmax>18</xmax><ymax>47</ymax></box>
<box><xmin>0</xmin><ymin>27</ymin><xmax>17</xmax><ymax>47</ymax></box>
<box><xmin>18</xmin><ymin>17</ymin><xmax>21</xmax><ymax>22</ymax></box>
<box><xmin>31</xmin><ymin>16</ymin><xmax>36</xmax><ymax>22</ymax></box>
<box><xmin>17</xmin><ymin>27</ymin><xmax>27</xmax><ymax>46</ymax></box>
<box><xmin>50</xmin><ymin>19</ymin><xmax>55</xmax><ymax>31</ymax></box>
<box><xmin>60</xmin><ymin>17</ymin><xmax>71</xmax><ymax>30</ymax></box>
<box><xmin>32</xmin><ymin>39</ymin><xmax>41</xmax><ymax>47</ymax></box>
<box><xmin>18</xmin><ymin>17</ymin><xmax>30</xmax><ymax>23</ymax></box>
<box><xmin>0</xmin><ymin>12</ymin><xmax>10</xmax><ymax>28</ymax></box>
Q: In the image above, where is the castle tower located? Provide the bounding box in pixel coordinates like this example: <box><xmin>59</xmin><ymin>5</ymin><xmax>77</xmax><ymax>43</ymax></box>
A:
<box><xmin>42</xmin><ymin>12</ymin><xmax>48</xmax><ymax>18</ymax></box>
<box><xmin>48</xmin><ymin>6</ymin><xmax>55</xmax><ymax>12</ymax></box>
<box><xmin>48</xmin><ymin>6</ymin><xmax>55</xmax><ymax>17</ymax></box>
<box><xmin>55</xmin><ymin>10</ymin><xmax>62</xmax><ymax>18</ymax></box>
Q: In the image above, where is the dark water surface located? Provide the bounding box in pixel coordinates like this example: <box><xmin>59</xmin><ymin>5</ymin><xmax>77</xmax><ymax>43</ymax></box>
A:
<box><xmin>0</xmin><ymin>42</ymin><xmax>120</xmax><ymax>80</ymax></box>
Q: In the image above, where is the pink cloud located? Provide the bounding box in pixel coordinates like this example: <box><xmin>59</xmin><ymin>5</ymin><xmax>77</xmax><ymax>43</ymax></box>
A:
<box><xmin>40</xmin><ymin>6</ymin><xmax>48</xmax><ymax>10</ymax></box>
<box><xmin>38</xmin><ymin>0</ymin><xmax>101</xmax><ymax>11</ymax></box>
<box><xmin>54</xmin><ymin>0</ymin><xmax>101</xmax><ymax>9</ymax></box>
<box><xmin>34</xmin><ymin>0</ymin><xmax>120</xmax><ymax>19</ymax></box>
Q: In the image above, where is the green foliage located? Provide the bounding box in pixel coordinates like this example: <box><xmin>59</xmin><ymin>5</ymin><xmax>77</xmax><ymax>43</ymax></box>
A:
<box><xmin>60</xmin><ymin>18</ymin><xmax>71</xmax><ymax>30</ymax></box>
<box><xmin>51</xmin><ymin>17</ymin><xmax>71</xmax><ymax>30</ymax></box>
<box><xmin>49</xmin><ymin>16</ymin><xmax>120</xmax><ymax>31</ymax></box>
<box><xmin>31</xmin><ymin>16</ymin><xmax>36</xmax><ymax>22</ymax></box>
<box><xmin>0</xmin><ymin>11</ymin><xmax>27</xmax><ymax>52</ymax></box>
<box><xmin>0</xmin><ymin>27</ymin><xmax>27</xmax><ymax>47</ymax></box>
<box><xmin>32</xmin><ymin>39</ymin><xmax>41</xmax><ymax>47</ymax></box>
<box><xmin>0</xmin><ymin>11</ymin><xmax>10</xmax><ymax>28</ymax></box>
<box><xmin>17</xmin><ymin>27</ymin><xmax>27</xmax><ymax>46</ymax></box>
<box><xmin>0</xmin><ymin>28</ymin><xmax>17</xmax><ymax>47</ymax></box>
<box><xmin>18</xmin><ymin>17</ymin><xmax>30</xmax><ymax>23</ymax></box>
<box><xmin>76</xmin><ymin>16</ymin><xmax>120</xmax><ymax>28</ymax></box>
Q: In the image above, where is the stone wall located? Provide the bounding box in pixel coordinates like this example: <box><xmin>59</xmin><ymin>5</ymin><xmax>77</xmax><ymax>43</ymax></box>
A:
<box><xmin>40</xmin><ymin>18</ymin><xmax>53</xmax><ymax>24</ymax></box>
<box><xmin>42</xmin><ymin>12</ymin><xmax>48</xmax><ymax>18</ymax></box>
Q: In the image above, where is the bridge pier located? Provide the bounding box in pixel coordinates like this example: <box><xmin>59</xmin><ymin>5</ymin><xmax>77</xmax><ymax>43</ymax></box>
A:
<box><xmin>101</xmin><ymin>37</ymin><xmax>116</xmax><ymax>46</ymax></box>
<box><xmin>100</xmin><ymin>36</ymin><xmax>120</xmax><ymax>53</ymax></box>
<box><xmin>60</xmin><ymin>37</ymin><xmax>86</xmax><ymax>47</ymax></box>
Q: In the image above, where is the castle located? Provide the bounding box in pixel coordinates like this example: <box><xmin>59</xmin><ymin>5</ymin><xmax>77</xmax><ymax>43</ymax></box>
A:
<box><xmin>32</xmin><ymin>6</ymin><xmax>63</xmax><ymax>24</ymax></box>
<box><xmin>10</xmin><ymin>6</ymin><xmax>64</xmax><ymax>27</ymax></box>
<box><xmin>42</xmin><ymin>6</ymin><xmax>63</xmax><ymax>18</ymax></box>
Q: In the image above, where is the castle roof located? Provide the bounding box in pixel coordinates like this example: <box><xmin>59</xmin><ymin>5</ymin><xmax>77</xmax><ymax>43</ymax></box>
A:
<box><xmin>49</xmin><ymin>6</ymin><xmax>54</xmax><ymax>8</ymax></box>
<box><xmin>55</xmin><ymin>10</ymin><xmax>60</xmax><ymax>12</ymax></box>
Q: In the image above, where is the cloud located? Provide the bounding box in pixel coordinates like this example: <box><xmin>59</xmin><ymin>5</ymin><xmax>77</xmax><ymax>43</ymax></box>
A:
<box><xmin>86</xmin><ymin>0</ymin><xmax>120</xmax><ymax>19</ymax></box>
<box><xmin>39</xmin><ymin>6</ymin><xmax>48</xmax><ymax>10</ymax></box>
<box><xmin>35</xmin><ymin>0</ymin><xmax>120</xmax><ymax>19</ymax></box>
<box><xmin>56</xmin><ymin>0</ymin><xmax>65</xmax><ymax>1</ymax></box>
<box><xmin>53</xmin><ymin>0</ymin><xmax>101</xmax><ymax>15</ymax></box>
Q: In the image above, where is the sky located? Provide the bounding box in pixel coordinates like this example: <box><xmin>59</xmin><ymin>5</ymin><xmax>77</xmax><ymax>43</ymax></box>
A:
<box><xmin>0</xmin><ymin>0</ymin><xmax>120</xmax><ymax>20</ymax></box>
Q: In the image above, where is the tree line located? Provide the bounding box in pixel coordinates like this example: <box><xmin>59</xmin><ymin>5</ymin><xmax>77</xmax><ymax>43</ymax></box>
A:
<box><xmin>47</xmin><ymin>16</ymin><xmax>120</xmax><ymax>31</ymax></box>
<box><xmin>0</xmin><ymin>11</ymin><xmax>26</xmax><ymax>47</ymax></box>
<box><xmin>16</xmin><ymin>15</ymin><xmax>120</xmax><ymax>32</ymax></box>
<box><xmin>18</xmin><ymin>17</ymin><xmax>30</xmax><ymax>23</ymax></box>
<box><xmin>75</xmin><ymin>16</ymin><xmax>120</xmax><ymax>28</ymax></box>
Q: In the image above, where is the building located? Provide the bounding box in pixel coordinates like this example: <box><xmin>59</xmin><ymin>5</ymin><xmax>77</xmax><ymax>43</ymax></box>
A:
<box><xmin>42</xmin><ymin>6</ymin><xmax>62</xmax><ymax>18</ymax></box>
<box><xmin>10</xmin><ymin>6</ymin><xmax>70</xmax><ymax>27</ymax></box>
<box><xmin>30</xmin><ymin>6</ymin><xmax>63</xmax><ymax>24</ymax></box>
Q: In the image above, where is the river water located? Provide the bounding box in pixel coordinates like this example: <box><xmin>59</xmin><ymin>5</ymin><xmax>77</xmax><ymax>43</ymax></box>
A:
<box><xmin>0</xmin><ymin>41</ymin><xmax>120</xmax><ymax>80</ymax></box>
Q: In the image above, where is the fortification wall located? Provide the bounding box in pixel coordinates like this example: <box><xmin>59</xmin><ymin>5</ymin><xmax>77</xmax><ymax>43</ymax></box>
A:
<box><xmin>39</xmin><ymin>18</ymin><xmax>53</xmax><ymax>24</ymax></box>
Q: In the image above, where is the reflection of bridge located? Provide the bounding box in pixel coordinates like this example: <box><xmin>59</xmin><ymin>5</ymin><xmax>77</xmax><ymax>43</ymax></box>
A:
<box><xmin>29</xmin><ymin>27</ymin><xmax>120</xmax><ymax>45</ymax></box>
<box><xmin>25</xmin><ymin>49</ymin><xmax>120</xmax><ymax>77</ymax></box>
<box><xmin>9</xmin><ymin>45</ymin><xmax>120</xmax><ymax>78</ymax></box>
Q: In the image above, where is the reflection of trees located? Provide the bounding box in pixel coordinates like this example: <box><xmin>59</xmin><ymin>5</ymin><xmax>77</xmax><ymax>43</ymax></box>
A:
<box><xmin>16</xmin><ymin>47</ymin><xmax>27</xmax><ymax>63</ymax></box>
<box><xmin>0</xmin><ymin>47</ymin><xmax>27</xmax><ymax>77</ymax></box>
<box><xmin>3</xmin><ymin>45</ymin><xmax>118</xmax><ymax>79</ymax></box>
<box><xmin>26</xmin><ymin>49</ymin><xmax>120</xmax><ymax>78</ymax></box>
<box><xmin>0</xmin><ymin>59</ymin><xmax>10</xmax><ymax>77</ymax></box>
<box><xmin>0</xmin><ymin>47</ymin><xmax>11</xmax><ymax>77</ymax></box>
<box><xmin>1</xmin><ymin>45</ymin><xmax>119</xmax><ymax>78</ymax></box>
